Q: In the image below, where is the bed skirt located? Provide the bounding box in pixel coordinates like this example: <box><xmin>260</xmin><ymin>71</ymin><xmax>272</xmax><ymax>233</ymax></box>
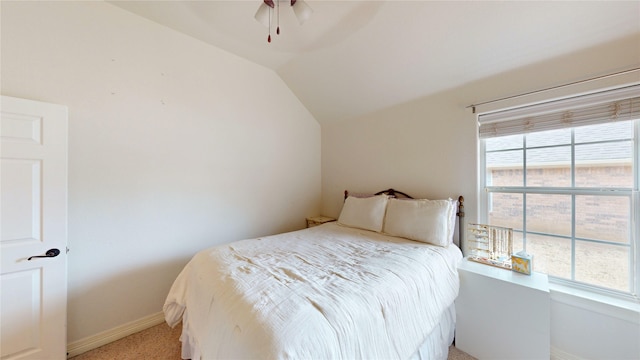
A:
<box><xmin>178</xmin><ymin>303</ymin><xmax>456</xmax><ymax>360</ymax></box>
<box><xmin>412</xmin><ymin>303</ymin><xmax>456</xmax><ymax>360</ymax></box>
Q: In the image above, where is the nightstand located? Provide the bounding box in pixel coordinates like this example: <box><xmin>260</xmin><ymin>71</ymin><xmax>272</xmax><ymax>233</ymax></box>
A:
<box><xmin>306</xmin><ymin>216</ymin><xmax>336</xmax><ymax>228</ymax></box>
<box><xmin>455</xmin><ymin>258</ymin><xmax>550</xmax><ymax>359</ymax></box>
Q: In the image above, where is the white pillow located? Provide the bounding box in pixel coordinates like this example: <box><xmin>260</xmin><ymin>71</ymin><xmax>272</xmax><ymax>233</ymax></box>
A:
<box><xmin>338</xmin><ymin>195</ymin><xmax>389</xmax><ymax>232</ymax></box>
<box><xmin>383</xmin><ymin>198</ymin><xmax>454</xmax><ymax>247</ymax></box>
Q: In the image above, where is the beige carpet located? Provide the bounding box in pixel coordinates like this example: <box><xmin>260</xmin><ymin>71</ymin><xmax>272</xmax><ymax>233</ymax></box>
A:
<box><xmin>70</xmin><ymin>322</ymin><xmax>477</xmax><ymax>360</ymax></box>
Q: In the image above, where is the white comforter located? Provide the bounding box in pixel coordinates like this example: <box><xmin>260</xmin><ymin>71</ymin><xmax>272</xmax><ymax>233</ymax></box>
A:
<box><xmin>164</xmin><ymin>223</ymin><xmax>462</xmax><ymax>359</ymax></box>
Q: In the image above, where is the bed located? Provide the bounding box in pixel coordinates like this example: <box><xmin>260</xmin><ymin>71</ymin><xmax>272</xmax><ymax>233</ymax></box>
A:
<box><xmin>164</xmin><ymin>189</ymin><xmax>465</xmax><ymax>360</ymax></box>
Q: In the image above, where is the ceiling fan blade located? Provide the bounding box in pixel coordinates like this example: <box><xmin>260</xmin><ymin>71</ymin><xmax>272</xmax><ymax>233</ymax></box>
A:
<box><xmin>292</xmin><ymin>0</ymin><xmax>313</xmax><ymax>25</ymax></box>
<box><xmin>254</xmin><ymin>2</ymin><xmax>272</xmax><ymax>27</ymax></box>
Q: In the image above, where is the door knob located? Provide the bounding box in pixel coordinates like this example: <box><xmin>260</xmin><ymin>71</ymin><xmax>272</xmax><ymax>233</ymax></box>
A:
<box><xmin>28</xmin><ymin>248</ymin><xmax>61</xmax><ymax>261</ymax></box>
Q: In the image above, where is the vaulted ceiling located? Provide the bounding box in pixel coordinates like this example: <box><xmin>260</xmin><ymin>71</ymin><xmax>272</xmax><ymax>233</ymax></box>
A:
<box><xmin>110</xmin><ymin>1</ymin><xmax>640</xmax><ymax>123</ymax></box>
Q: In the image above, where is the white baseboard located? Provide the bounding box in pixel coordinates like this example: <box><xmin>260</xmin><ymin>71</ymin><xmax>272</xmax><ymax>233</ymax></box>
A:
<box><xmin>66</xmin><ymin>311</ymin><xmax>166</xmax><ymax>358</ymax></box>
<box><xmin>551</xmin><ymin>346</ymin><xmax>585</xmax><ymax>360</ymax></box>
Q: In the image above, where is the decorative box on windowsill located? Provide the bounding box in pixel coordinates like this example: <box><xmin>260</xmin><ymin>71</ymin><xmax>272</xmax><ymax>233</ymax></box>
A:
<box><xmin>511</xmin><ymin>251</ymin><xmax>533</xmax><ymax>275</ymax></box>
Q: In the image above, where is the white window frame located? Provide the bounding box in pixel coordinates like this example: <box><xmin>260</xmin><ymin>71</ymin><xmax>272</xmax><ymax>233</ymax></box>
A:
<box><xmin>477</xmin><ymin>87</ymin><xmax>640</xmax><ymax>303</ymax></box>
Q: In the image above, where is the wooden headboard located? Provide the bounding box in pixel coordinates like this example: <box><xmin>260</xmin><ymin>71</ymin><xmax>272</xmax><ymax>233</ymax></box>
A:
<box><xmin>343</xmin><ymin>188</ymin><xmax>465</xmax><ymax>247</ymax></box>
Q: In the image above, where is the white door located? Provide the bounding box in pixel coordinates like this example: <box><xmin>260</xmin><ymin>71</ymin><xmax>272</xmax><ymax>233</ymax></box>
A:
<box><xmin>1</xmin><ymin>96</ymin><xmax>68</xmax><ymax>359</ymax></box>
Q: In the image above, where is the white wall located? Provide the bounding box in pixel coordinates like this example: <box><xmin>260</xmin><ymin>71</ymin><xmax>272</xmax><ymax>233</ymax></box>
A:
<box><xmin>551</xmin><ymin>290</ymin><xmax>640</xmax><ymax>359</ymax></box>
<box><xmin>322</xmin><ymin>34</ymin><xmax>640</xmax><ymax>359</ymax></box>
<box><xmin>1</xmin><ymin>2</ymin><xmax>321</xmax><ymax>343</ymax></box>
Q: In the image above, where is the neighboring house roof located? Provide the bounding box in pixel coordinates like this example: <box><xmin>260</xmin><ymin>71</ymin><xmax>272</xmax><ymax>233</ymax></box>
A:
<box><xmin>486</xmin><ymin>120</ymin><xmax>635</xmax><ymax>166</ymax></box>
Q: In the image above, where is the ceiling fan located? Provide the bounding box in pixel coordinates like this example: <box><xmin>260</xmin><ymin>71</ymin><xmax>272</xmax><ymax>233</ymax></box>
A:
<box><xmin>255</xmin><ymin>0</ymin><xmax>313</xmax><ymax>43</ymax></box>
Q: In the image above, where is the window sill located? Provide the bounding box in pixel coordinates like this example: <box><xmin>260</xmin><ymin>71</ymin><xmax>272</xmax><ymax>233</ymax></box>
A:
<box><xmin>549</xmin><ymin>282</ymin><xmax>640</xmax><ymax>325</ymax></box>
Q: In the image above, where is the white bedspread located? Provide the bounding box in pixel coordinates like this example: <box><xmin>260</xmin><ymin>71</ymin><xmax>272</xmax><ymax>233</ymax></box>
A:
<box><xmin>164</xmin><ymin>223</ymin><xmax>462</xmax><ymax>359</ymax></box>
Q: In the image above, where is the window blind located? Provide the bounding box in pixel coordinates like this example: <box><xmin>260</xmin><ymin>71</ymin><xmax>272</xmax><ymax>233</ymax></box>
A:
<box><xmin>478</xmin><ymin>84</ymin><xmax>640</xmax><ymax>138</ymax></box>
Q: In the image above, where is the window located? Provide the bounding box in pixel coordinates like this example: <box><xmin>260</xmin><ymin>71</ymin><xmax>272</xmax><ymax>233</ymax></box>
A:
<box><xmin>478</xmin><ymin>85</ymin><xmax>640</xmax><ymax>299</ymax></box>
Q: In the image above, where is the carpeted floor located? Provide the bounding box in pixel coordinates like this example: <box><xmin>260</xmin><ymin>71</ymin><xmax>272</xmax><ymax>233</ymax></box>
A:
<box><xmin>70</xmin><ymin>322</ymin><xmax>477</xmax><ymax>360</ymax></box>
<box><xmin>70</xmin><ymin>323</ymin><xmax>182</xmax><ymax>360</ymax></box>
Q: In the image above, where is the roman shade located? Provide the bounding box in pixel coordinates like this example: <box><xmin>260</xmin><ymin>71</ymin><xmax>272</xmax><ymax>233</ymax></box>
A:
<box><xmin>478</xmin><ymin>84</ymin><xmax>640</xmax><ymax>138</ymax></box>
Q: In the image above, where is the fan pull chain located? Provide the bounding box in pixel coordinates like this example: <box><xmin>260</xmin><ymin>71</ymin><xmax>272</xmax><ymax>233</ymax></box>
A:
<box><xmin>267</xmin><ymin>6</ymin><xmax>272</xmax><ymax>42</ymax></box>
<box><xmin>276</xmin><ymin>0</ymin><xmax>280</xmax><ymax>35</ymax></box>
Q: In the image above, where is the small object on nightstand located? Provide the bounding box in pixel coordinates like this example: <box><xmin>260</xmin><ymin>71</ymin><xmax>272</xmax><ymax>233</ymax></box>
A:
<box><xmin>306</xmin><ymin>216</ymin><xmax>336</xmax><ymax>228</ymax></box>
